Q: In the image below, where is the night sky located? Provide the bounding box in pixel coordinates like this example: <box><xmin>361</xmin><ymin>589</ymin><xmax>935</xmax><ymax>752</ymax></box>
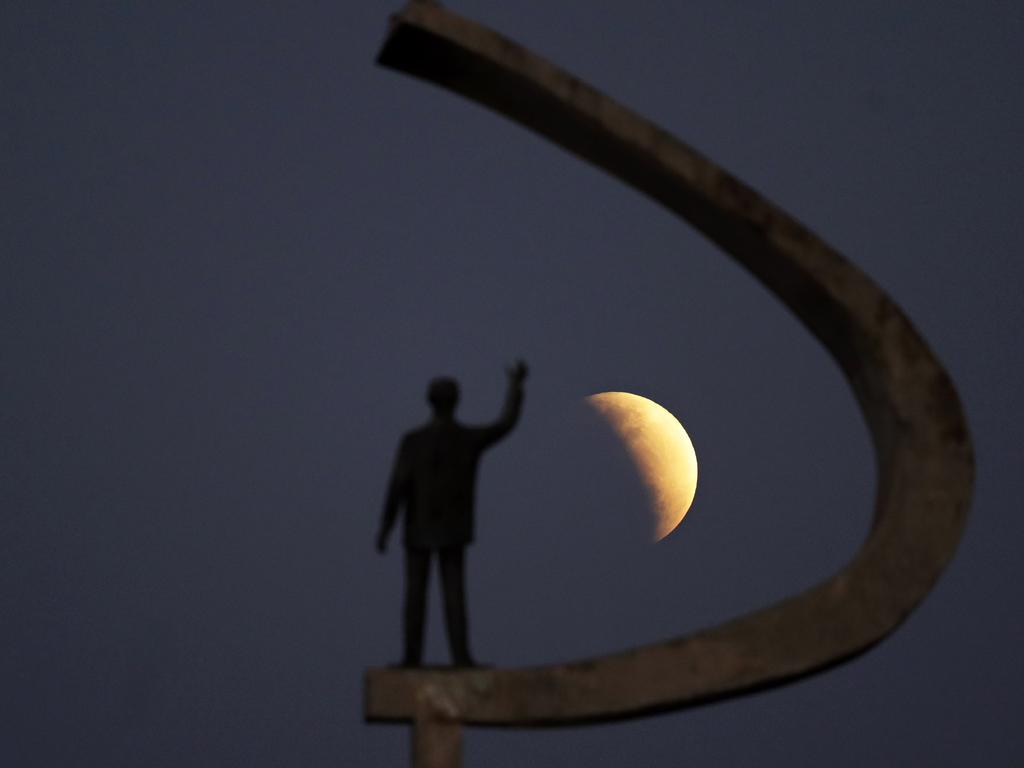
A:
<box><xmin>4</xmin><ymin>1</ymin><xmax>1023</xmax><ymax>765</ymax></box>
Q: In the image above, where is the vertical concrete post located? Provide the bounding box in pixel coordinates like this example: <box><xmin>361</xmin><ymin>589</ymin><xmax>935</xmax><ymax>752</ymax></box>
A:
<box><xmin>412</xmin><ymin>684</ymin><xmax>462</xmax><ymax>768</ymax></box>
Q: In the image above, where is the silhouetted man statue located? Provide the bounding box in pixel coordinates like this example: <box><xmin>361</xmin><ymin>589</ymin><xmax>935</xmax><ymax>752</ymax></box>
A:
<box><xmin>377</xmin><ymin>361</ymin><xmax>528</xmax><ymax>667</ymax></box>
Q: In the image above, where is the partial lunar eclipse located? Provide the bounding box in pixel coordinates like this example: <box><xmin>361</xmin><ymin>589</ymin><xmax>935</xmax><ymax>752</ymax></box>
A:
<box><xmin>586</xmin><ymin>392</ymin><xmax>698</xmax><ymax>541</ymax></box>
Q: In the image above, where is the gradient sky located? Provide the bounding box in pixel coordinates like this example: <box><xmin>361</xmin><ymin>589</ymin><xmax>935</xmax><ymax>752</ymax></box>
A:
<box><xmin>3</xmin><ymin>1</ymin><xmax>1023</xmax><ymax>765</ymax></box>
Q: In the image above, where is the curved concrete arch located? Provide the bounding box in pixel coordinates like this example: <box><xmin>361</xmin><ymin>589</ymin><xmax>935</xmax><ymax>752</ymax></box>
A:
<box><xmin>366</xmin><ymin>0</ymin><xmax>973</xmax><ymax>733</ymax></box>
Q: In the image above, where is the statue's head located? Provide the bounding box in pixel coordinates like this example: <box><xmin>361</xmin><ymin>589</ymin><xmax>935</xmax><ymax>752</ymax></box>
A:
<box><xmin>427</xmin><ymin>377</ymin><xmax>459</xmax><ymax>417</ymax></box>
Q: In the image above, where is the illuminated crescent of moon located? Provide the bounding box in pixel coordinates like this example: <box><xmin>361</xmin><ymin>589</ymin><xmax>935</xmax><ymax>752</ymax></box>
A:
<box><xmin>366</xmin><ymin>0</ymin><xmax>974</xmax><ymax>735</ymax></box>
<box><xmin>586</xmin><ymin>392</ymin><xmax>698</xmax><ymax>541</ymax></box>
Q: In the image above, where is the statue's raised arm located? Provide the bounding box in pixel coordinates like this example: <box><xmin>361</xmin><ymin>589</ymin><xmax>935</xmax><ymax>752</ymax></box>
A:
<box><xmin>473</xmin><ymin>360</ymin><xmax>528</xmax><ymax>451</ymax></box>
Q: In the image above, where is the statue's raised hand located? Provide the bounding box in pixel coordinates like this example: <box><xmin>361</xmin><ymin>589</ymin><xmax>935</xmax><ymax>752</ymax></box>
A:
<box><xmin>507</xmin><ymin>359</ymin><xmax>528</xmax><ymax>385</ymax></box>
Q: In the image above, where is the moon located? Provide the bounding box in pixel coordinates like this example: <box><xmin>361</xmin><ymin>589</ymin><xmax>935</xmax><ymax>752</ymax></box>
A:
<box><xmin>586</xmin><ymin>392</ymin><xmax>698</xmax><ymax>541</ymax></box>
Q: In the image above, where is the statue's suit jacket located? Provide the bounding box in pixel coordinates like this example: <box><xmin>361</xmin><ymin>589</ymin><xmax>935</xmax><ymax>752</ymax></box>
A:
<box><xmin>383</xmin><ymin>381</ymin><xmax>523</xmax><ymax>550</ymax></box>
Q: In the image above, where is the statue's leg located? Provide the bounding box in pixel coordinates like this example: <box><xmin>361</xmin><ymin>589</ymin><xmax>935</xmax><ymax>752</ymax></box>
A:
<box><xmin>439</xmin><ymin>547</ymin><xmax>470</xmax><ymax>666</ymax></box>
<box><xmin>403</xmin><ymin>547</ymin><xmax>431</xmax><ymax>666</ymax></box>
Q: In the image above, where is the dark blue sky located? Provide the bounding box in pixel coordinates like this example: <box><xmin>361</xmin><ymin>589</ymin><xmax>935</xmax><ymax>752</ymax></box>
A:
<box><xmin>3</xmin><ymin>1</ymin><xmax>1022</xmax><ymax>765</ymax></box>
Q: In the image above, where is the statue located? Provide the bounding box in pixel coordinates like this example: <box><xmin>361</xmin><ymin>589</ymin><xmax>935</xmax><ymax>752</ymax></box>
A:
<box><xmin>377</xmin><ymin>361</ymin><xmax>528</xmax><ymax>667</ymax></box>
<box><xmin>365</xmin><ymin>6</ymin><xmax>972</xmax><ymax>766</ymax></box>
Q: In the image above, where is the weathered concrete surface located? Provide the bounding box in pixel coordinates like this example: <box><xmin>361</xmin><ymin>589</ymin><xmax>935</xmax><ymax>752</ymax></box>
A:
<box><xmin>367</xmin><ymin>0</ymin><xmax>973</xmax><ymax>729</ymax></box>
<box><xmin>412</xmin><ymin>684</ymin><xmax>462</xmax><ymax>768</ymax></box>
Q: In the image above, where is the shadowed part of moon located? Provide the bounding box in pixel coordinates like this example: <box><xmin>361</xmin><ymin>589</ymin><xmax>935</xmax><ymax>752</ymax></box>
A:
<box><xmin>587</xmin><ymin>392</ymin><xmax>698</xmax><ymax>541</ymax></box>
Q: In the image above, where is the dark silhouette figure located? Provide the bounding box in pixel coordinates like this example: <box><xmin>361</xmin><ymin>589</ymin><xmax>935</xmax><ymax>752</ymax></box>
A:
<box><xmin>377</xmin><ymin>361</ymin><xmax>528</xmax><ymax>667</ymax></box>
